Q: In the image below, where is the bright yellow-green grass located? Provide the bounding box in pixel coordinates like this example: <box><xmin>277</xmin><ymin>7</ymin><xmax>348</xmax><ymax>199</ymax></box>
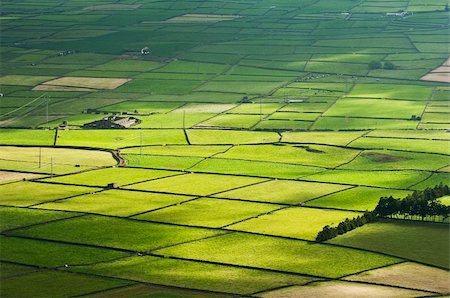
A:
<box><xmin>43</xmin><ymin>167</ymin><xmax>176</xmax><ymax>186</ymax></box>
<box><xmin>0</xmin><ymin>206</ymin><xmax>78</xmax><ymax>231</ymax></box>
<box><xmin>228</xmin><ymin>207</ymin><xmax>360</xmax><ymax>240</ymax></box>
<box><xmin>155</xmin><ymin>233</ymin><xmax>401</xmax><ymax>278</ymax></box>
<box><xmin>121</xmin><ymin>145</ymin><xmax>231</xmax><ymax>157</ymax></box>
<box><xmin>282</xmin><ymin>131</ymin><xmax>365</xmax><ymax>146</ymax></box>
<box><xmin>0</xmin><ymin>182</ymin><xmax>98</xmax><ymax>206</ymax></box>
<box><xmin>0</xmin><ymin>146</ymin><xmax>116</xmax><ymax>168</ymax></box>
<box><xmin>304</xmin><ymin>169</ymin><xmax>430</xmax><ymax>189</ymax></box>
<box><xmin>11</xmin><ymin>215</ymin><xmax>223</xmax><ymax>252</ymax></box>
<box><xmin>187</xmin><ymin>129</ymin><xmax>279</xmax><ymax>144</ymax></box>
<box><xmin>134</xmin><ymin>197</ymin><xmax>279</xmax><ymax>228</ymax></box>
<box><xmin>70</xmin><ymin>255</ymin><xmax>315</xmax><ymax>295</ymax></box>
<box><xmin>37</xmin><ymin>189</ymin><xmax>194</xmax><ymax>217</ymax></box>
<box><xmin>215</xmin><ymin>179</ymin><xmax>350</xmax><ymax>204</ymax></box>
<box><xmin>306</xmin><ymin>186</ymin><xmax>412</xmax><ymax>211</ymax></box>
<box><xmin>127</xmin><ymin>173</ymin><xmax>265</xmax><ymax>196</ymax></box>
<box><xmin>215</xmin><ymin>144</ymin><xmax>361</xmax><ymax>167</ymax></box>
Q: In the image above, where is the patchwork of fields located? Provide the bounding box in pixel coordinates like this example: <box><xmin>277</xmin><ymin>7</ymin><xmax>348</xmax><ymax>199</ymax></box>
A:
<box><xmin>0</xmin><ymin>0</ymin><xmax>449</xmax><ymax>297</ymax></box>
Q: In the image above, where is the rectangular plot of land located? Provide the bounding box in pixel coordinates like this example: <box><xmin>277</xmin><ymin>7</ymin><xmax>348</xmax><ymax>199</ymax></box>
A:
<box><xmin>11</xmin><ymin>215</ymin><xmax>222</xmax><ymax>252</ymax></box>
<box><xmin>134</xmin><ymin>198</ymin><xmax>279</xmax><ymax>228</ymax></box>
<box><xmin>73</xmin><ymin>255</ymin><xmax>314</xmax><ymax>295</ymax></box>
<box><xmin>163</xmin><ymin>14</ymin><xmax>240</xmax><ymax>23</ymax></box>
<box><xmin>229</xmin><ymin>207</ymin><xmax>360</xmax><ymax>240</ymax></box>
<box><xmin>330</xmin><ymin>220</ymin><xmax>449</xmax><ymax>269</ymax></box>
<box><xmin>40</xmin><ymin>77</ymin><xmax>130</xmax><ymax>90</ymax></box>
<box><xmin>215</xmin><ymin>144</ymin><xmax>361</xmax><ymax>168</ymax></box>
<box><xmin>261</xmin><ymin>280</ymin><xmax>428</xmax><ymax>298</ymax></box>
<box><xmin>347</xmin><ymin>84</ymin><xmax>433</xmax><ymax>101</ymax></box>
<box><xmin>0</xmin><ymin>182</ymin><xmax>98</xmax><ymax>206</ymax></box>
<box><xmin>196</xmin><ymin>114</ymin><xmax>262</xmax><ymax>129</ymax></box>
<box><xmin>304</xmin><ymin>169</ymin><xmax>429</xmax><ymax>188</ymax></box>
<box><xmin>191</xmin><ymin>158</ymin><xmax>322</xmax><ymax>179</ymax></box>
<box><xmin>44</xmin><ymin>168</ymin><xmax>176</xmax><ymax>187</ymax></box>
<box><xmin>0</xmin><ymin>235</ymin><xmax>126</xmax><ymax>267</ymax></box>
<box><xmin>216</xmin><ymin>180</ymin><xmax>350</xmax><ymax>204</ymax></box>
<box><xmin>344</xmin><ymin>262</ymin><xmax>450</xmax><ymax>294</ymax></box>
<box><xmin>0</xmin><ymin>207</ymin><xmax>77</xmax><ymax>231</ymax></box>
<box><xmin>155</xmin><ymin>233</ymin><xmax>400</xmax><ymax>278</ymax></box>
<box><xmin>306</xmin><ymin>187</ymin><xmax>411</xmax><ymax>211</ymax></box>
<box><xmin>37</xmin><ymin>190</ymin><xmax>194</xmax><ymax>217</ymax></box>
<box><xmin>323</xmin><ymin>99</ymin><xmax>426</xmax><ymax>119</ymax></box>
<box><xmin>0</xmin><ymin>271</ymin><xmax>130</xmax><ymax>298</ymax></box>
<box><xmin>128</xmin><ymin>173</ymin><xmax>264</xmax><ymax>196</ymax></box>
<box><xmin>0</xmin><ymin>171</ymin><xmax>41</xmax><ymax>183</ymax></box>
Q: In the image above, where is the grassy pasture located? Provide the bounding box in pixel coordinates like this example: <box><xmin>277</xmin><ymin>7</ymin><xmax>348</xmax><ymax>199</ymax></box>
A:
<box><xmin>228</xmin><ymin>207</ymin><xmax>360</xmax><ymax>240</ymax></box>
<box><xmin>304</xmin><ymin>169</ymin><xmax>430</xmax><ymax>189</ymax></box>
<box><xmin>99</xmin><ymin>101</ymin><xmax>184</xmax><ymax>114</ymax></box>
<box><xmin>330</xmin><ymin>220</ymin><xmax>450</xmax><ymax>268</ymax></box>
<box><xmin>340</xmin><ymin>150</ymin><xmax>449</xmax><ymax>171</ymax></box>
<box><xmin>128</xmin><ymin>173</ymin><xmax>264</xmax><ymax>196</ymax></box>
<box><xmin>56</xmin><ymin>129</ymin><xmax>187</xmax><ymax>148</ymax></box>
<box><xmin>0</xmin><ymin>182</ymin><xmax>98</xmax><ymax>207</ymax></box>
<box><xmin>0</xmin><ymin>129</ymin><xmax>55</xmax><ymax>146</ymax></box>
<box><xmin>124</xmin><ymin>154</ymin><xmax>203</xmax><ymax>170</ymax></box>
<box><xmin>347</xmin><ymin>84</ymin><xmax>433</xmax><ymax>101</ymax></box>
<box><xmin>323</xmin><ymin>99</ymin><xmax>426</xmax><ymax>119</ymax></box>
<box><xmin>0</xmin><ymin>207</ymin><xmax>77</xmax><ymax>231</ymax></box>
<box><xmin>0</xmin><ymin>235</ymin><xmax>127</xmax><ymax>267</ymax></box>
<box><xmin>156</xmin><ymin>233</ymin><xmax>400</xmax><ymax>278</ymax></box>
<box><xmin>0</xmin><ymin>271</ymin><xmax>130</xmax><ymax>298</ymax></box>
<box><xmin>282</xmin><ymin>131</ymin><xmax>365</xmax><ymax>146</ymax></box>
<box><xmin>0</xmin><ymin>146</ymin><xmax>116</xmax><ymax>168</ymax></box>
<box><xmin>72</xmin><ymin>255</ymin><xmax>315</xmax><ymax>295</ymax></box>
<box><xmin>135</xmin><ymin>198</ymin><xmax>279</xmax><ymax>228</ymax></box>
<box><xmin>44</xmin><ymin>167</ymin><xmax>176</xmax><ymax>187</ymax></box>
<box><xmin>312</xmin><ymin>117</ymin><xmax>418</xmax><ymax>130</ymax></box>
<box><xmin>37</xmin><ymin>190</ymin><xmax>194</xmax><ymax>217</ymax></box>
<box><xmin>190</xmin><ymin>158</ymin><xmax>323</xmax><ymax>179</ymax></box>
<box><xmin>11</xmin><ymin>215</ymin><xmax>222</xmax><ymax>252</ymax></box>
<box><xmin>187</xmin><ymin>129</ymin><xmax>279</xmax><ymax>144</ymax></box>
<box><xmin>216</xmin><ymin>180</ymin><xmax>350</xmax><ymax>204</ymax></box>
<box><xmin>306</xmin><ymin>187</ymin><xmax>412</xmax><ymax>211</ymax></box>
<box><xmin>349</xmin><ymin>137</ymin><xmax>450</xmax><ymax>155</ymax></box>
<box><xmin>215</xmin><ymin>144</ymin><xmax>361</xmax><ymax>168</ymax></box>
<box><xmin>197</xmin><ymin>114</ymin><xmax>261</xmax><ymax>129</ymax></box>
<box><xmin>121</xmin><ymin>145</ymin><xmax>230</xmax><ymax>157</ymax></box>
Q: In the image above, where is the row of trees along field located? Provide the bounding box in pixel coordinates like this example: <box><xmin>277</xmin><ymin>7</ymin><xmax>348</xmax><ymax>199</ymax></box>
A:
<box><xmin>316</xmin><ymin>184</ymin><xmax>449</xmax><ymax>242</ymax></box>
<box><xmin>316</xmin><ymin>212</ymin><xmax>376</xmax><ymax>242</ymax></box>
<box><xmin>374</xmin><ymin>184</ymin><xmax>450</xmax><ymax>221</ymax></box>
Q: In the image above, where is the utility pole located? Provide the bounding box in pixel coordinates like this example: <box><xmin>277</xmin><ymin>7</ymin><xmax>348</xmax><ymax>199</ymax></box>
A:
<box><xmin>50</xmin><ymin>157</ymin><xmax>53</xmax><ymax>175</ymax></box>
<box><xmin>183</xmin><ymin>110</ymin><xmax>186</xmax><ymax>130</ymax></box>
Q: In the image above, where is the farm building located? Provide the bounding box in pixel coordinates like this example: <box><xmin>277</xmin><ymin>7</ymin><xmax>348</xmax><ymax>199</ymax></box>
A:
<box><xmin>82</xmin><ymin>116</ymin><xmax>141</xmax><ymax>129</ymax></box>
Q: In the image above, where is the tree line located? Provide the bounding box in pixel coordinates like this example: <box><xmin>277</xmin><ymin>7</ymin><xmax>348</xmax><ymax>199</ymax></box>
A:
<box><xmin>374</xmin><ymin>183</ymin><xmax>450</xmax><ymax>221</ymax></box>
<box><xmin>316</xmin><ymin>211</ymin><xmax>376</xmax><ymax>242</ymax></box>
<box><xmin>315</xmin><ymin>183</ymin><xmax>449</xmax><ymax>242</ymax></box>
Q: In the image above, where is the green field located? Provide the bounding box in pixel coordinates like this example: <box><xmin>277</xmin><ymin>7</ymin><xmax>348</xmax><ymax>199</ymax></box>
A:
<box><xmin>1</xmin><ymin>0</ymin><xmax>449</xmax><ymax>296</ymax></box>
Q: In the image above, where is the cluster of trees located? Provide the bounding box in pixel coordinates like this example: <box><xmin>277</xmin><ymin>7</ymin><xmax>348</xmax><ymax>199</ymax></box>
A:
<box><xmin>368</xmin><ymin>60</ymin><xmax>395</xmax><ymax>70</ymax></box>
<box><xmin>316</xmin><ymin>212</ymin><xmax>376</xmax><ymax>242</ymax></box>
<box><xmin>315</xmin><ymin>184</ymin><xmax>449</xmax><ymax>242</ymax></box>
<box><xmin>374</xmin><ymin>184</ymin><xmax>450</xmax><ymax>221</ymax></box>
